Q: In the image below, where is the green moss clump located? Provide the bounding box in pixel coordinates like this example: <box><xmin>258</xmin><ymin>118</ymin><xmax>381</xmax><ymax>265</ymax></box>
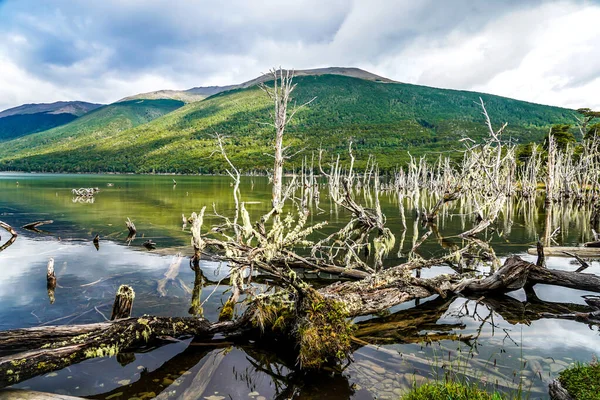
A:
<box><xmin>296</xmin><ymin>288</ymin><xmax>354</xmax><ymax>369</ymax></box>
<box><xmin>558</xmin><ymin>360</ymin><xmax>600</xmax><ymax>400</ymax></box>
<box><xmin>402</xmin><ymin>382</ymin><xmax>505</xmax><ymax>400</ymax></box>
<box><xmin>218</xmin><ymin>299</ymin><xmax>235</xmax><ymax>321</ymax></box>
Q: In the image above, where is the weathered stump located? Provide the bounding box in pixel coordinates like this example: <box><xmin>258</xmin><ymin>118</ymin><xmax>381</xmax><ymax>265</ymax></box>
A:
<box><xmin>110</xmin><ymin>285</ymin><xmax>135</xmax><ymax>320</ymax></box>
<box><xmin>125</xmin><ymin>217</ymin><xmax>136</xmax><ymax>234</ymax></box>
<box><xmin>549</xmin><ymin>379</ymin><xmax>573</xmax><ymax>400</ymax></box>
<box><xmin>47</xmin><ymin>258</ymin><xmax>56</xmax><ymax>305</ymax></box>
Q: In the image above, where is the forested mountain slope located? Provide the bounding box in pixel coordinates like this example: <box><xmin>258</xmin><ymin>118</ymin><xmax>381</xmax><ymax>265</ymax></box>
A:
<box><xmin>0</xmin><ymin>74</ymin><xmax>575</xmax><ymax>173</ymax></box>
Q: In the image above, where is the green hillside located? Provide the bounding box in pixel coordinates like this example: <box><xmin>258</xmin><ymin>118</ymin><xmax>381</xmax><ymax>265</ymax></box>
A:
<box><xmin>0</xmin><ymin>99</ymin><xmax>184</xmax><ymax>171</ymax></box>
<box><xmin>0</xmin><ymin>112</ymin><xmax>78</xmax><ymax>141</ymax></box>
<box><xmin>0</xmin><ymin>75</ymin><xmax>575</xmax><ymax>173</ymax></box>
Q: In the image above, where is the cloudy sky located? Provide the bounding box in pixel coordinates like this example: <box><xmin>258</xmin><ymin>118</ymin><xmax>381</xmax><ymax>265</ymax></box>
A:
<box><xmin>0</xmin><ymin>0</ymin><xmax>599</xmax><ymax>111</ymax></box>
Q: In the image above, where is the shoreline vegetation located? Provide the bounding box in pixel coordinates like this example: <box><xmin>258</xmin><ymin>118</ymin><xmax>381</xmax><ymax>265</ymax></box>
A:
<box><xmin>1</xmin><ymin>68</ymin><xmax>600</xmax><ymax>399</ymax></box>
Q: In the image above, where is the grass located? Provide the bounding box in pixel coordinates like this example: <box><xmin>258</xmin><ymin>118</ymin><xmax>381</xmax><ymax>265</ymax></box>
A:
<box><xmin>558</xmin><ymin>359</ymin><xmax>600</xmax><ymax>400</ymax></box>
<box><xmin>401</xmin><ymin>382</ymin><xmax>505</xmax><ymax>400</ymax></box>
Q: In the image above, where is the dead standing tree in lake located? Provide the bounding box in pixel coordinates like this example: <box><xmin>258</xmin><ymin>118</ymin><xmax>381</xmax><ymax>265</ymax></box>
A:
<box><xmin>259</xmin><ymin>68</ymin><xmax>315</xmax><ymax>210</ymax></box>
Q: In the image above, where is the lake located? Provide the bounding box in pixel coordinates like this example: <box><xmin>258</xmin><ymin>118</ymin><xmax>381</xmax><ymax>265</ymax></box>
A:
<box><xmin>0</xmin><ymin>172</ymin><xmax>599</xmax><ymax>399</ymax></box>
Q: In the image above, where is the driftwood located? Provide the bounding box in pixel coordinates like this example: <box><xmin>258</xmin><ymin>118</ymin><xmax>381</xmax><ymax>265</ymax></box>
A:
<box><xmin>0</xmin><ymin>221</ymin><xmax>17</xmax><ymax>252</ymax></box>
<box><xmin>125</xmin><ymin>217</ymin><xmax>136</xmax><ymax>234</ymax></box>
<box><xmin>22</xmin><ymin>220</ymin><xmax>53</xmax><ymax>232</ymax></box>
<box><xmin>71</xmin><ymin>188</ymin><xmax>99</xmax><ymax>197</ymax></box>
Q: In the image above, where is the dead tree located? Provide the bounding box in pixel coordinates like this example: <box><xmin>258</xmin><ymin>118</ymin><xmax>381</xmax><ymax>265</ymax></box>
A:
<box><xmin>259</xmin><ymin>68</ymin><xmax>315</xmax><ymax>210</ymax></box>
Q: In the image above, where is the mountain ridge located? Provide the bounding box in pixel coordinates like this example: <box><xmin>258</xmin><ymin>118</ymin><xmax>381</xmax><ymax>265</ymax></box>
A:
<box><xmin>0</xmin><ymin>101</ymin><xmax>102</xmax><ymax>118</ymax></box>
<box><xmin>117</xmin><ymin>67</ymin><xmax>396</xmax><ymax>103</ymax></box>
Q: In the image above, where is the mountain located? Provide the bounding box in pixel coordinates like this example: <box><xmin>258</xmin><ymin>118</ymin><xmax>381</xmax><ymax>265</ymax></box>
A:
<box><xmin>118</xmin><ymin>67</ymin><xmax>395</xmax><ymax>103</ymax></box>
<box><xmin>0</xmin><ymin>101</ymin><xmax>102</xmax><ymax>141</ymax></box>
<box><xmin>0</xmin><ymin>70</ymin><xmax>576</xmax><ymax>173</ymax></box>
<box><xmin>0</xmin><ymin>101</ymin><xmax>101</xmax><ymax>118</ymax></box>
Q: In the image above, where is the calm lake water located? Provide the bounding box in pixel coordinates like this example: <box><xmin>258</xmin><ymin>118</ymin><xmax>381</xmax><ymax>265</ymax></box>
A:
<box><xmin>0</xmin><ymin>172</ymin><xmax>599</xmax><ymax>399</ymax></box>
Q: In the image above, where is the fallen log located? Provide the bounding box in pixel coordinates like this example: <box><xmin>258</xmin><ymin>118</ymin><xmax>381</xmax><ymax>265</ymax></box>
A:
<box><xmin>0</xmin><ymin>315</ymin><xmax>249</xmax><ymax>387</ymax></box>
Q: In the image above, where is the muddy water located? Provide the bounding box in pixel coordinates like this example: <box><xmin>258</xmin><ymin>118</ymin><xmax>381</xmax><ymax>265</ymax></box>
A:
<box><xmin>0</xmin><ymin>173</ymin><xmax>599</xmax><ymax>399</ymax></box>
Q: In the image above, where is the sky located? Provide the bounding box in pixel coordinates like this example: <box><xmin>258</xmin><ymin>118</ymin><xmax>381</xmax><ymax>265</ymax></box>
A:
<box><xmin>0</xmin><ymin>0</ymin><xmax>599</xmax><ymax>111</ymax></box>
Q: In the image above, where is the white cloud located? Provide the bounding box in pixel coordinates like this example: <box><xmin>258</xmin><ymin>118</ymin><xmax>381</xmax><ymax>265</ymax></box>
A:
<box><xmin>0</xmin><ymin>0</ymin><xmax>598</xmax><ymax>111</ymax></box>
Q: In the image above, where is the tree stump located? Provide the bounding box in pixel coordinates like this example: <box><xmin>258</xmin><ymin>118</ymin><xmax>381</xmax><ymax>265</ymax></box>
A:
<box><xmin>110</xmin><ymin>285</ymin><xmax>135</xmax><ymax>320</ymax></box>
<box><xmin>47</xmin><ymin>258</ymin><xmax>56</xmax><ymax>305</ymax></box>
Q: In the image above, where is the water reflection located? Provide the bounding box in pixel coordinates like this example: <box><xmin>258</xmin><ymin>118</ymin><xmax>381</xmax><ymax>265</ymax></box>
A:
<box><xmin>1</xmin><ymin>173</ymin><xmax>600</xmax><ymax>399</ymax></box>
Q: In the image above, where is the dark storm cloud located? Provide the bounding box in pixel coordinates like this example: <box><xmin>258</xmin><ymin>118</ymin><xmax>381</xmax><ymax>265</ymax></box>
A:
<box><xmin>0</xmin><ymin>0</ymin><xmax>598</xmax><ymax>110</ymax></box>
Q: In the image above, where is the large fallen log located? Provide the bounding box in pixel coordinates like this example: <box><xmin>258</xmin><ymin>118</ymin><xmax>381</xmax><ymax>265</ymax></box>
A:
<box><xmin>0</xmin><ymin>316</ymin><xmax>249</xmax><ymax>387</ymax></box>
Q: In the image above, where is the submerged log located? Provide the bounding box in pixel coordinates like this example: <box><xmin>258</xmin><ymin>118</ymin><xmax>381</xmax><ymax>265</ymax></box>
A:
<box><xmin>527</xmin><ymin>246</ymin><xmax>600</xmax><ymax>257</ymax></box>
<box><xmin>157</xmin><ymin>254</ymin><xmax>183</xmax><ymax>296</ymax></box>
<box><xmin>0</xmin><ymin>389</ymin><xmax>85</xmax><ymax>399</ymax></box>
<box><xmin>22</xmin><ymin>220</ymin><xmax>53</xmax><ymax>232</ymax></box>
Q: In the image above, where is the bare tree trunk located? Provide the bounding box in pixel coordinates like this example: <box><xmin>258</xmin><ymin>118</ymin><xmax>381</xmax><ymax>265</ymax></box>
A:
<box><xmin>259</xmin><ymin>68</ymin><xmax>315</xmax><ymax>209</ymax></box>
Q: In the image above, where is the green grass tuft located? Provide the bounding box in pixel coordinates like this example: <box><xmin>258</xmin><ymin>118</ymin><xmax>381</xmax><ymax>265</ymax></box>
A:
<box><xmin>401</xmin><ymin>382</ymin><xmax>505</xmax><ymax>400</ymax></box>
<box><xmin>558</xmin><ymin>360</ymin><xmax>600</xmax><ymax>400</ymax></box>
